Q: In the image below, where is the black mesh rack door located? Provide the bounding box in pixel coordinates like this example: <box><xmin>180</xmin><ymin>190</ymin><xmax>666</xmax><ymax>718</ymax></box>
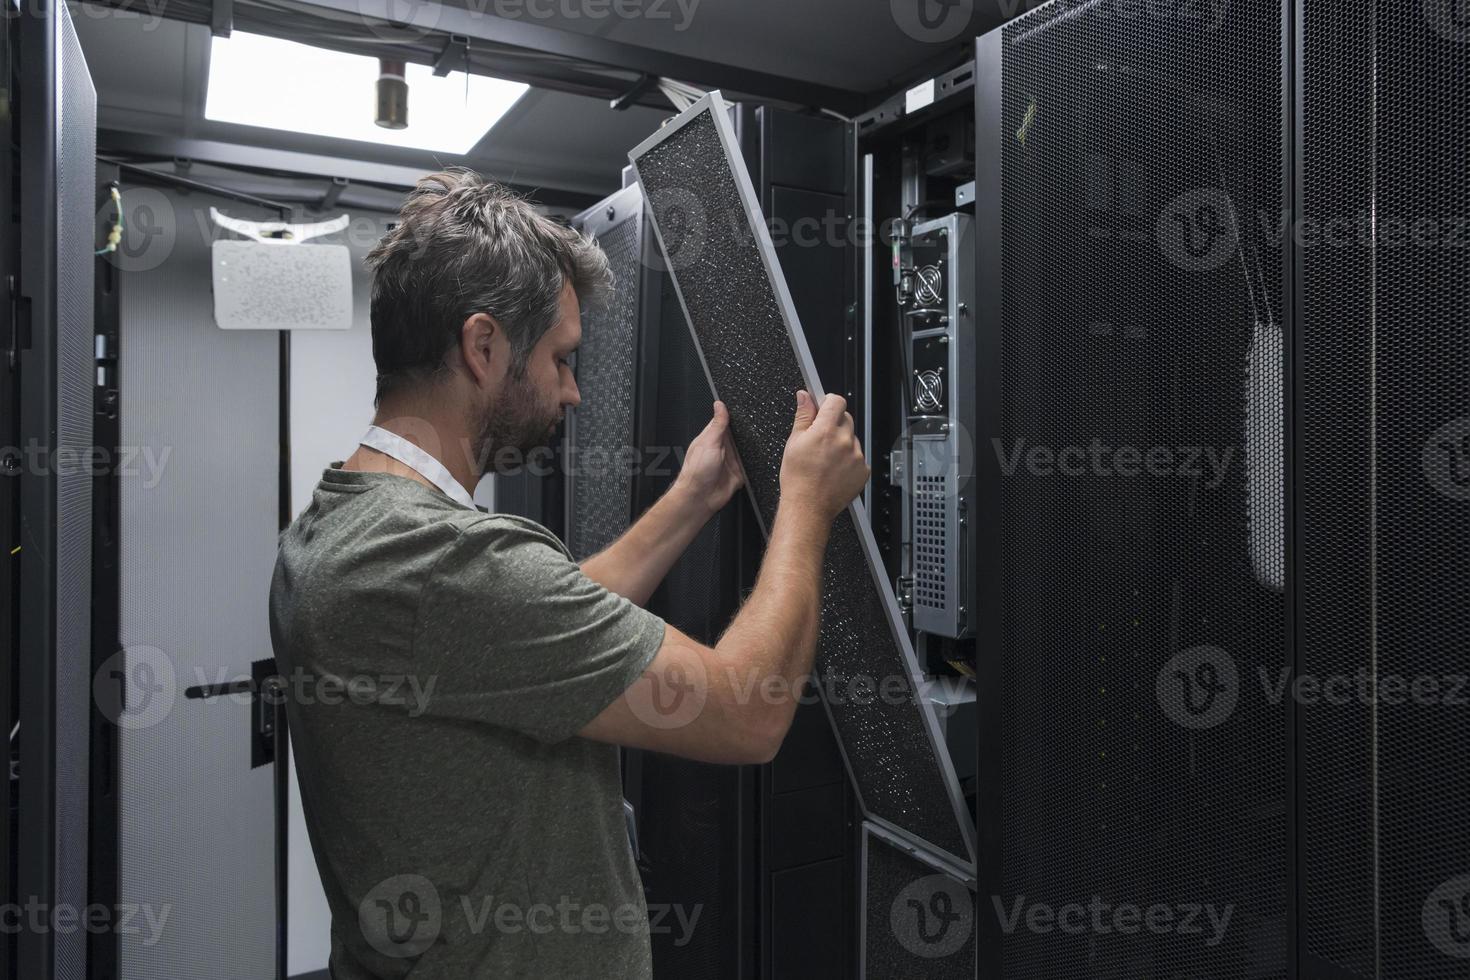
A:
<box><xmin>567</xmin><ymin>184</ymin><xmax>647</xmax><ymax>559</ymax></box>
<box><xmin>977</xmin><ymin>0</ymin><xmax>1288</xmax><ymax>977</ymax></box>
<box><xmin>630</xmin><ymin>91</ymin><xmax>976</xmax><ymax>872</ymax></box>
<box><xmin>1299</xmin><ymin>2</ymin><xmax>1470</xmax><ymax>977</ymax></box>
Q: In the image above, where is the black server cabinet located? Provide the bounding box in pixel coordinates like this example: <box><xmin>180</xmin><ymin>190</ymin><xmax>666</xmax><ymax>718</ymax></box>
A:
<box><xmin>975</xmin><ymin>1</ymin><xmax>1289</xmax><ymax>977</ymax></box>
<box><xmin>976</xmin><ymin>1</ymin><xmax>1468</xmax><ymax>978</ymax></box>
<box><xmin>571</xmin><ymin>104</ymin><xmax>856</xmax><ymax>980</ymax></box>
<box><xmin>14</xmin><ymin>3</ymin><xmax>97</xmax><ymax>978</ymax></box>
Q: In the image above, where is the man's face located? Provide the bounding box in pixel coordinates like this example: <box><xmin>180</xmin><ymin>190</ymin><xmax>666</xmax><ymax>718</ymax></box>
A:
<box><xmin>471</xmin><ymin>281</ymin><xmax>582</xmax><ymax>465</ymax></box>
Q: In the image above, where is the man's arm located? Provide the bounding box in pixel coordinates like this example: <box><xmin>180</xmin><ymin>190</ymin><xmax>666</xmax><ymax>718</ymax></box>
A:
<box><xmin>580</xmin><ymin>401</ymin><xmax>742</xmax><ymax>606</ymax></box>
<box><xmin>578</xmin><ymin>482</ymin><xmax>717</xmax><ymax>607</ymax></box>
<box><xmin>578</xmin><ymin>391</ymin><xmax>867</xmax><ymax>764</ymax></box>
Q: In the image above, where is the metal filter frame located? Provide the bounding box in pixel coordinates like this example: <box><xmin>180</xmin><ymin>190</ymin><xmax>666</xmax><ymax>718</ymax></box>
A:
<box><xmin>629</xmin><ymin>91</ymin><xmax>976</xmax><ymax>871</ymax></box>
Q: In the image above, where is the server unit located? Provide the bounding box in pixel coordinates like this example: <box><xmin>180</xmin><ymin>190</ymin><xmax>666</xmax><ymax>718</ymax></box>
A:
<box><xmin>895</xmin><ymin>213</ymin><xmax>977</xmax><ymax>640</ymax></box>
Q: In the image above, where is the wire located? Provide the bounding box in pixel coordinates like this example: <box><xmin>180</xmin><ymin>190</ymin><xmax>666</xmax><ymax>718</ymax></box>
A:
<box><xmin>95</xmin><ymin>185</ymin><xmax>123</xmax><ymax>255</ymax></box>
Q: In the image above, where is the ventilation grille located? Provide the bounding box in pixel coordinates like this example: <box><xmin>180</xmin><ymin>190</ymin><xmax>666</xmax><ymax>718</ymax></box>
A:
<box><xmin>914</xmin><ymin>474</ymin><xmax>949</xmax><ymax>609</ymax></box>
<box><xmin>566</xmin><ymin>206</ymin><xmax>642</xmax><ymax>559</ymax></box>
<box><xmin>633</xmin><ymin>101</ymin><xmax>973</xmax><ymax>867</ymax></box>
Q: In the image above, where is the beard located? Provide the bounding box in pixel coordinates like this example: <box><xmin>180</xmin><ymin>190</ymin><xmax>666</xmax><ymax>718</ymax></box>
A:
<box><xmin>468</xmin><ymin>371</ymin><xmax>562</xmax><ymax>475</ymax></box>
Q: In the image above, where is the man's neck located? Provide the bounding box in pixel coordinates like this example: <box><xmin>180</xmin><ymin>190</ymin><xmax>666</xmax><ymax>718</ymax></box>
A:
<box><xmin>344</xmin><ymin>402</ymin><xmax>481</xmax><ymax>498</ymax></box>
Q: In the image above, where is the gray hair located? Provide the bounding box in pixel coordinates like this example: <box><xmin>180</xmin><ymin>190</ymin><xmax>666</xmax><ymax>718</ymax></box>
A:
<box><xmin>365</xmin><ymin>168</ymin><xmax>611</xmax><ymax>404</ymax></box>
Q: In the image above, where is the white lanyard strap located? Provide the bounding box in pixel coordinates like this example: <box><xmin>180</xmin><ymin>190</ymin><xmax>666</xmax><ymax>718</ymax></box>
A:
<box><xmin>359</xmin><ymin>425</ymin><xmax>478</xmax><ymax>510</ymax></box>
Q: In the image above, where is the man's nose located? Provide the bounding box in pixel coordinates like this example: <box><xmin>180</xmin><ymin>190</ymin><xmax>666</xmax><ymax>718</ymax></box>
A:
<box><xmin>565</xmin><ymin>378</ymin><xmax>581</xmax><ymax>408</ymax></box>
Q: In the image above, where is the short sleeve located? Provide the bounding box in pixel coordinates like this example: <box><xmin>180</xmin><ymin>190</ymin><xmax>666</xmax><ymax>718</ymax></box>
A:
<box><xmin>411</xmin><ymin>516</ymin><xmax>665</xmax><ymax>744</ymax></box>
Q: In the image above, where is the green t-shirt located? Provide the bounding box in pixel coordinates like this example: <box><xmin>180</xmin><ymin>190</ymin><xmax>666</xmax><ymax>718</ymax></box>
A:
<box><xmin>268</xmin><ymin>465</ymin><xmax>664</xmax><ymax>979</ymax></box>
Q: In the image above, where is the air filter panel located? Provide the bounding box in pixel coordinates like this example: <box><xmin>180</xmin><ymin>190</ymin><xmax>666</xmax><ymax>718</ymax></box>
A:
<box><xmin>566</xmin><ymin>184</ymin><xmax>646</xmax><ymax>559</ymax></box>
<box><xmin>631</xmin><ymin>92</ymin><xmax>974</xmax><ymax>869</ymax></box>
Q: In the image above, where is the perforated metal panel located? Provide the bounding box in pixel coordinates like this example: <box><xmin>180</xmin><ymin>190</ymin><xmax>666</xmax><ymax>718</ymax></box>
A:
<box><xmin>981</xmin><ymin>1</ymin><xmax>1287</xmax><ymax>975</ymax></box>
<box><xmin>118</xmin><ymin>189</ymin><xmax>278</xmax><ymax>980</ymax></box>
<box><xmin>631</xmin><ymin>93</ymin><xmax>974</xmax><ymax>869</ymax></box>
<box><xmin>1300</xmin><ymin>2</ymin><xmax>1470</xmax><ymax>977</ymax></box>
<box><xmin>53</xmin><ymin>8</ymin><xmax>96</xmax><ymax>976</ymax></box>
<box><xmin>860</xmin><ymin>822</ymin><xmax>975</xmax><ymax>979</ymax></box>
<box><xmin>567</xmin><ymin>185</ymin><xmax>644</xmax><ymax>559</ymax></box>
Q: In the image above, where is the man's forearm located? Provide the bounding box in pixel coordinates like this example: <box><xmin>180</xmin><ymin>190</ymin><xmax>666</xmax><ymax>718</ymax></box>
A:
<box><xmin>714</xmin><ymin>500</ymin><xmax>830</xmax><ymax>733</ymax></box>
<box><xmin>580</xmin><ymin>484</ymin><xmax>715</xmax><ymax>606</ymax></box>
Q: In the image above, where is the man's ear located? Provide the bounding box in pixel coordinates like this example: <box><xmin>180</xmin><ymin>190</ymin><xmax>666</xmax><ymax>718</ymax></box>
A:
<box><xmin>460</xmin><ymin>313</ymin><xmax>503</xmax><ymax>388</ymax></box>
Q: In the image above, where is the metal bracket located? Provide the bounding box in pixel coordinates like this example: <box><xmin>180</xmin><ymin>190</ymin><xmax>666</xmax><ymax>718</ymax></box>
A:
<box><xmin>432</xmin><ymin>34</ymin><xmax>470</xmax><ymax>77</ymax></box>
<box><xmin>210</xmin><ymin>0</ymin><xmax>232</xmax><ymax>37</ymax></box>
<box><xmin>184</xmin><ymin>658</ymin><xmax>281</xmax><ymax>769</ymax></box>
<box><xmin>320</xmin><ymin>176</ymin><xmax>349</xmax><ymax>210</ymax></box>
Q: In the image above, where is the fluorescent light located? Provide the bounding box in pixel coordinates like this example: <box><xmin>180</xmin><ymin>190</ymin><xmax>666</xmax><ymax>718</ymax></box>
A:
<box><xmin>205</xmin><ymin>32</ymin><xmax>528</xmax><ymax>154</ymax></box>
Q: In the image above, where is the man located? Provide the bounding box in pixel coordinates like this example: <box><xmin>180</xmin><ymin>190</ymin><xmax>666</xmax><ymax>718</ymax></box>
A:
<box><xmin>269</xmin><ymin>169</ymin><xmax>868</xmax><ymax>979</ymax></box>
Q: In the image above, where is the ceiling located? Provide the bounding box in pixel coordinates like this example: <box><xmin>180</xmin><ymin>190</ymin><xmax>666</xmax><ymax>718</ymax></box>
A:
<box><xmin>67</xmin><ymin>0</ymin><xmax>1016</xmax><ymax>207</ymax></box>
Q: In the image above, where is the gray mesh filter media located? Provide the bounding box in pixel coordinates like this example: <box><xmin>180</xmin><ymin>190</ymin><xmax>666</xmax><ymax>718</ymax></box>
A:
<box><xmin>991</xmin><ymin>0</ymin><xmax>1286</xmax><ymax>975</ymax></box>
<box><xmin>566</xmin><ymin>200</ymin><xmax>642</xmax><ymax>559</ymax></box>
<box><xmin>1301</xmin><ymin>2</ymin><xmax>1470</xmax><ymax>977</ymax></box>
<box><xmin>861</xmin><ymin>825</ymin><xmax>975</xmax><ymax>979</ymax></box>
<box><xmin>632</xmin><ymin>99</ymin><xmax>973</xmax><ymax>867</ymax></box>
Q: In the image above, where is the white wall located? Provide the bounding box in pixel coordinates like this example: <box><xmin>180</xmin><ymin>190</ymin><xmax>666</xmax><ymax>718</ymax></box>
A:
<box><xmin>284</xmin><ymin>209</ymin><xmax>493</xmax><ymax>975</ymax></box>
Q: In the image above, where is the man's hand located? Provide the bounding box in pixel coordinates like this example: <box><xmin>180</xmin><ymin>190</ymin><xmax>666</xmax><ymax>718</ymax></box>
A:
<box><xmin>780</xmin><ymin>390</ymin><xmax>868</xmax><ymax>521</ymax></box>
<box><xmin>673</xmin><ymin>401</ymin><xmax>746</xmax><ymax>516</ymax></box>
